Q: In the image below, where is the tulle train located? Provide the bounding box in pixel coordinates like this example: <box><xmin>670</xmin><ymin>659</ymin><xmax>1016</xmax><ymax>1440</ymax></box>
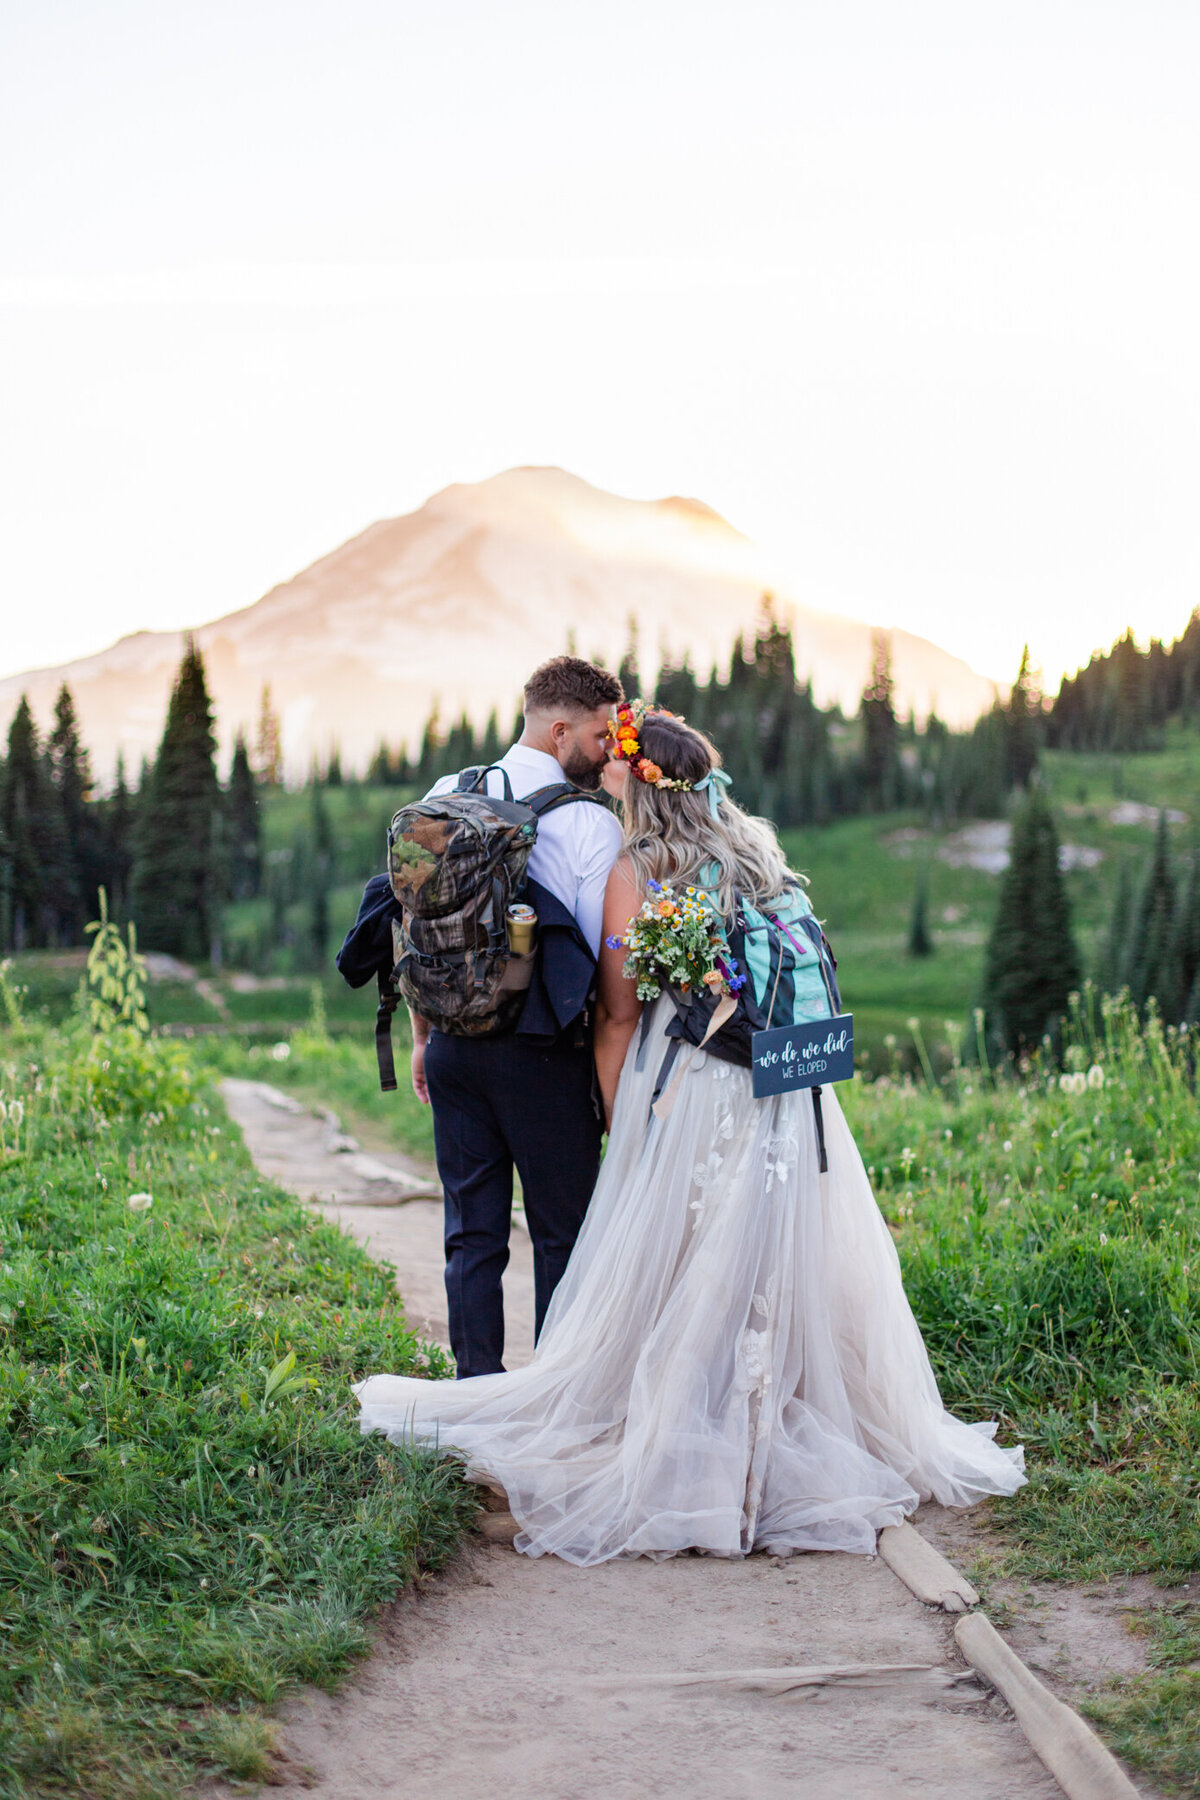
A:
<box><xmin>354</xmin><ymin>998</ymin><xmax>1024</xmax><ymax>1565</ymax></box>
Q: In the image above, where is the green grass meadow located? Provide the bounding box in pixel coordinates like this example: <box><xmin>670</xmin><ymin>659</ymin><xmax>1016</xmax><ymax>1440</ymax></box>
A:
<box><xmin>0</xmin><ymin>981</ymin><xmax>469</xmax><ymax>1800</ymax></box>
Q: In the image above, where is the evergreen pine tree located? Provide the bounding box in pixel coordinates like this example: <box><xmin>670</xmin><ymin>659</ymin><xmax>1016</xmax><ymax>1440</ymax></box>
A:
<box><xmin>100</xmin><ymin>754</ymin><xmax>136</xmax><ymax>918</ymax></box>
<box><xmin>1171</xmin><ymin>846</ymin><xmax>1200</xmax><ymax>1015</ymax></box>
<box><xmin>908</xmin><ymin>867</ymin><xmax>934</xmax><ymax>957</ymax></box>
<box><xmin>1111</xmin><ymin>631</ymin><xmax>1147</xmax><ymax>751</ymax></box>
<box><xmin>227</xmin><ymin>731</ymin><xmax>262</xmax><ymax>900</ymax></box>
<box><xmin>1100</xmin><ymin>856</ymin><xmax>1135</xmax><ymax>989</ymax></box>
<box><xmin>0</xmin><ymin>697</ymin><xmax>76</xmax><ymax>948</ymax></box>
<box><xmin>1127</xmin><ymin>810</ymin><xmax>1181</xmax><ymax>1016</ymax></box>
<box><xmin>655</xmin><ymin>652</ymin><xmax>699</xmax><ymax>721</ymax></box>
<box><xmin>442</xmin><ymin>712</ymin><xmax>476</xmax><ymax>775</ymax></box>
<box><xmin>254</xmin><ymin>684</ymin><xmax>283</xmax><ymax>786</ymax></box>
<box><xmin>415</xmin><ymin>705</ymin><xmax>444</xmax><ymax>790</ymax></box>
<box><xmin>1005</xmin><ymin>646</ymin><xmax>1042</xmax><ymax>789</ymax></box>
<box><xmin>47</xmin><ymin>683</ymin><xmax>102</xmax><ymax>931</ymax></box>
<box><xmin>982</xmin><ymin>786</ymin><xmax>1080</xmax><ymax>1055</ymax></box>
<box><xmin>479</xmin><ymin>709</ymin><xmax>504</xmax><ymax>766</ymax></box>
<box><xmin>310</xmin><ymin>779</ymin><xmax>333</xmax><ymax>966</ymax></box>
<box><xmin>132</xmin><ymin>641</ymin><xmax>223</xmax><ymax>960</ymax></box>
<box><xmin>860</xmin><ymin>631</ymin><xmax>899</xmax><ymax>810</ymax></box>
<box><xmin>618</xmin><ymin>619</ymin><xmax>641</xmax><ymax>701</ymax></box>
<box><xmin>0</xmin><ymin>698</ymin><xmax>44</xmax><ymax>950</ymax></box>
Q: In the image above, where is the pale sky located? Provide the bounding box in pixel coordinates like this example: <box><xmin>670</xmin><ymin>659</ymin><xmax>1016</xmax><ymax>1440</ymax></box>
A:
<box><xmin>2</xmin><ymin>0</ymin><xmax>1198</xmax><ymax>693</ymax></box>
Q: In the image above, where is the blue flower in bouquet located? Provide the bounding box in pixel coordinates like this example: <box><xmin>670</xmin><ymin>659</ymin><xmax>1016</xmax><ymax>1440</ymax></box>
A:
<box><xmin>604</xmin><ymin>933</ymin><xmax>625</xmax><ymax>950</ymax></box>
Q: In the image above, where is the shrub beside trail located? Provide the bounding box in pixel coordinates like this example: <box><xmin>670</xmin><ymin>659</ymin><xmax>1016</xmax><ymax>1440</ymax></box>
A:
<box><xmin>0</xmin><ymin>962</ymin><xmax>469</xmax><ymax>1800</ymax></box>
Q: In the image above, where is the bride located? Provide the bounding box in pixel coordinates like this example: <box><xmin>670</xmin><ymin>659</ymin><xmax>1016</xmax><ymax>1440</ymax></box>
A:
<box><xmin>354</xmin><ymin>708</ymin><xmax>1025</xmax><ymax>1565</ymax></box>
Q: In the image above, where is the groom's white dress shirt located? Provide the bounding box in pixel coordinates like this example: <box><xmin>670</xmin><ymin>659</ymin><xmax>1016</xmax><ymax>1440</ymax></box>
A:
<box><xmin>426</xmin><ymin>744</ymin><xmax>623</xmax><ymax>957</ymax></box>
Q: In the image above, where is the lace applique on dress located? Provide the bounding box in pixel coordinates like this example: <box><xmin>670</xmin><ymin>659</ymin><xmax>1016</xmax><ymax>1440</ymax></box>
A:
<box><xmin>764</xmin><ymin>1124</ymin><xmax>800</xmax><ymax>1190</ymax></box>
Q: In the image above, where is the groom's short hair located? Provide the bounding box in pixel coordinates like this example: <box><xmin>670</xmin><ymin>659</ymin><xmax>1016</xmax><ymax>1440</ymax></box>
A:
<box><xmin>523</xmin><ymin>656</ymin><xmax>624</xmax><ymax>716</ymax></box>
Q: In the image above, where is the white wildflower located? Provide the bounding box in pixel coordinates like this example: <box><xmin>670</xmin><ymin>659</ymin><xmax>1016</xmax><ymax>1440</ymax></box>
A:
<box><xmin>126</xmin><ymin>1192</ymin><xmax>153</xmax><ymax>1211</ymax></box>
<box><xmin>1003</xmin><ymin>1140</ymin><xmax>1013</xmax><ymax>1153</ymax></box>
<box><xmin>1087</xmin><ymin>1065</ymin><xmax>1105</xmax><ymax>1089</ymax></box>
<box><xmin>8</xmin><ymin>1101</ymin><xmax>22</xmax><ymax>1127</ymax></box>
<box><xmin>272</xmin><ymin>1042</ymin><xmax>291</xmax><ymax>1062</ymax></box>
<box><xmin>1099</xmin><ymin>1233</ymin><xmax>1108</xmax><ymax>1246</ymax></box>
<box><xmin>0</xmin><ymin>1101</ymin><xmax>6</xmax><ymax>1123</ymax></box>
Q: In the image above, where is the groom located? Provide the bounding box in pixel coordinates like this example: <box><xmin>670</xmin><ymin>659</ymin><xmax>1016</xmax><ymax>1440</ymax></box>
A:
<box><xmin>339</xmin><ymin>656</ymin><xmax>624</xmax><ymax>1377</ymax></box>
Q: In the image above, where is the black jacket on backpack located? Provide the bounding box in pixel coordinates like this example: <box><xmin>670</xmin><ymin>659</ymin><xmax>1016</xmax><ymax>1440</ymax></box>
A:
<box><xmin>336</xmin><ymin>873</ymin><xmax>596</xmax><ymax>1045</ymax></box>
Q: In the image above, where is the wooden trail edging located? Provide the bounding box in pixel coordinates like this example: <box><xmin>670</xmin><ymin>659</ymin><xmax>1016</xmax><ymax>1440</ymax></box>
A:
<box><xmin>881</xmin><ymin>1523</ymin><xmax>1141</xmax><ymax>1800</ymax></box>
<box><xmin>954</xmin><ymin>1613</ymin><xmax>1140</xmax><ymax>1800</ymax></box>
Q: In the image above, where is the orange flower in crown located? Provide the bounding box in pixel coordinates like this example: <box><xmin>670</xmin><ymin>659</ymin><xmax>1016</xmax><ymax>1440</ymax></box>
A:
<box><xmin>606</xmin><ymin>700</ymin><xmax>694</xmax><ymax>791</ymax></box>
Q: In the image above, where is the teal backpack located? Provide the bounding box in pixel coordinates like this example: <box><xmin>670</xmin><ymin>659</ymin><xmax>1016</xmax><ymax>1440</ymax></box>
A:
<box><xmin>664</xmin><ymin>879</ymin><xmax>841</xmax><ymax>1066</ymax></box>
<box><xmin>648</xmin><ymin>879</ymin><xmax>842</xmax><ymax>1167</ymax></box>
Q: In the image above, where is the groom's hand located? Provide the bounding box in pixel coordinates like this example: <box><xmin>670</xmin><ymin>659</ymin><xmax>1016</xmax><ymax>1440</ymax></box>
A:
<box><xmin>411</xmin><ymin>1039</ymin><xmax>430</xmax><ymax>1105</ymax></box>
<box><xmin>409</xmin><ymin>1009</ymin><xmax>431</xmax><ymax>1105</ymax></box>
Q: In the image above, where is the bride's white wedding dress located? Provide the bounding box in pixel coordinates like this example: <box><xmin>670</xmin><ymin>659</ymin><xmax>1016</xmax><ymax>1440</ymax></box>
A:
<box><xmin>355</xmin><ymin>996</ymin><xmax>1024</xmax><ymax>1565</ymax></box>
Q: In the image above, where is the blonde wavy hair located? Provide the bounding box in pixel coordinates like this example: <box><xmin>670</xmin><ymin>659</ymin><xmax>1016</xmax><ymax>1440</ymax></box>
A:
<box><xmin>618</xmin><ymin>711</ymin><xmax>800</xmax><ymax>918</ymax></box>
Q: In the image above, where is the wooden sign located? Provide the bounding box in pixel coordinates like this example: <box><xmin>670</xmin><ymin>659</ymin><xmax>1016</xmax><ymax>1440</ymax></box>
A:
<box><xmin>751</xmin><ymin>1013</ymin><xmax>854</xmax><ymax>1099</ymax></box>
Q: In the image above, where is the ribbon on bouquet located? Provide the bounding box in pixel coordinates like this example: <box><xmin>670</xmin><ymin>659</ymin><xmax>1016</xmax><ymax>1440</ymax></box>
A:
<box><xmin>651</xmin><ymin>991</ymin><xmax>738</xmax><ymax>1123</ymax></box>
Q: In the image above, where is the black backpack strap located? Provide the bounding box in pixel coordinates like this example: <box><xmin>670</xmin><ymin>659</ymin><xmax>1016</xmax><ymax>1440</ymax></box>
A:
<box><xmin>456</xmin><ymin>763</ymin><xmax>515</xmax><ymax>801</ymax></box>
<box><xmin>375</xmin><ymin>970</ymin><xmax>401</xmax><ymax>1092</ymax></box>
<box><xmin>812</xmin><ymin>1086</ymin><xmax>828</xmax><ymax>1173</ymax></box>
<box><xmin>651</xmin><ymin>1037</ymin><xmax>684</xmax><ymax>1108</ymax></box>
<box><xmin>523</xmin><ymin>782</ymin><xmax>606</xmax><ymax>818</ymax></box>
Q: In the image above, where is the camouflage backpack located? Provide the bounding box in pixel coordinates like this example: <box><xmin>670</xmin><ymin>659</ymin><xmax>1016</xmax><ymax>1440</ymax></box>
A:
<box><xmin>376</xmin><ymin>766</ymin><xmax>603</xmax><ymax>1081</ymax></box>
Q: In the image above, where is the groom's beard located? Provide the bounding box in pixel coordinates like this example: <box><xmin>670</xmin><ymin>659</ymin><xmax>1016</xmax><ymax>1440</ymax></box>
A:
<box><xmin>561</xmin><ymin>746</ymin><xmax>604</xmax><ymax>791</ymax></box>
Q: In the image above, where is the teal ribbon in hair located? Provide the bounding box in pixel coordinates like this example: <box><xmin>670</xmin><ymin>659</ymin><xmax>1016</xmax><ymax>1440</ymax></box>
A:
<box><xmin>693</xmin><ymin>767</ymin><xmax>731</xmax><ymax>818</ymax></box>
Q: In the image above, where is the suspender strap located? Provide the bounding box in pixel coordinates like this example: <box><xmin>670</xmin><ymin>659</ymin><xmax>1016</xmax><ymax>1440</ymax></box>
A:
<box><xmin>812</xmin><ymin>1086</ymin><xmax>828</xmax><ymax>1173</ymax></box>
<box><xmin>375</xmin><ymin>971</ymin><xmax>400</xmax><ymax>1092</ymax></box>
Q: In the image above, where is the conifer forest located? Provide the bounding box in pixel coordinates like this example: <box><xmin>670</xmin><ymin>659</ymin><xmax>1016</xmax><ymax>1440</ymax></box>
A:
<box><xmin>3</xmin><ymin>603</ymin><xmax>1200</xmax><ymax>1062</ymax></box>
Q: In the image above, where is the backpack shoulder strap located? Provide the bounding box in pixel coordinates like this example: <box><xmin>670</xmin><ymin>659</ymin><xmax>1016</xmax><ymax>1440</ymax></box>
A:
<box><xmin>455</xmin><ymin>763</ymin><xmax>514</xmax><ymax>801</ymax></box>
<box><xmin>522</xmin><ymin>782</ymin><xmax>607</xmax><ymax>818</ymax></box>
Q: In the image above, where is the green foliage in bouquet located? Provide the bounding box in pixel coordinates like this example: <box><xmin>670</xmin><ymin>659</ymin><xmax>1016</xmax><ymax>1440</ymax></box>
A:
<box><xmin>607</xmin><ymin>881</ymin><xmax>742</xmax><ymax>1003</ymax></box>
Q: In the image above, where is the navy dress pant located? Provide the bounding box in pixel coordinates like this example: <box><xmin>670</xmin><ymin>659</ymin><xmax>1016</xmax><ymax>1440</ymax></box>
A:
<box><xmin>424</xmin><ymin>1030</ymin><xmax>603</xmax><ymax>1378</ymax></box>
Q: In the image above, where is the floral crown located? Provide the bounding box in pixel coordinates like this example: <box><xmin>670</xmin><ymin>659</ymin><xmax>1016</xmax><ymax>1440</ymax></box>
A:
<box><xmin>606</xmin><ymin>700</ymin><xmax>733</xmax><ymax>817</ymax></box>
<box><xmin>607</xmin><ymin>700</ymin><xmax>693</xmax><ymax>790</ymax></box>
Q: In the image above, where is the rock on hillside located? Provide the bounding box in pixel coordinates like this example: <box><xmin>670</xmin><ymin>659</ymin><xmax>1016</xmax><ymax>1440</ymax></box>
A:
<box><xmin>0</xmin><ymin>468</ymin><xmax>996</xmax><ymax>781</ymax></box>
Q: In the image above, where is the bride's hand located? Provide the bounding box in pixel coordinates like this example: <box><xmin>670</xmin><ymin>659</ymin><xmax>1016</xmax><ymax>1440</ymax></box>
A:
<box><xmin>600</xmin><ymin>758</ymin><xmax>628</xmax><ymax>800</ymax></box>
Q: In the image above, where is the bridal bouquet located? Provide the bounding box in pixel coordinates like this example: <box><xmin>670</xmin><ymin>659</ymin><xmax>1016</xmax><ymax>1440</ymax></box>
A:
<box><xmin>606</xmin><ymin>881</ymin><xmax>747</xmax><ymax>1003</ymax></box>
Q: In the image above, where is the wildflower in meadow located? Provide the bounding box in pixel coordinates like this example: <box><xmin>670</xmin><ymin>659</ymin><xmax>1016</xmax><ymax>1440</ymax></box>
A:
<box><xmin>127</xmin><ymin>1192</ymin><xmax>153</xmax><ymax>1211</ymax></box>
<box><xmin>272</xmin><ymin>1042</ymin><xmax>291</xmax><ymax>1062</ymax></box>
<box><xmin>1087</xmin><ymin>1064</ymin><xmax>1105</xmax><ymax>1089</ymax></box>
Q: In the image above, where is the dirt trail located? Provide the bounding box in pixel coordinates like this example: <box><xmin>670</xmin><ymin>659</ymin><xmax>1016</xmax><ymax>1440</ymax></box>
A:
<box><xmin>219</xmin><ymin>1077</ymin><xmax>1070</xmax><ymax>1800</ymax></box>
<box><xmin>220</xmin><ymin>1078</ymin><xmax>535</xmax><ymax>1365</ymax></box>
